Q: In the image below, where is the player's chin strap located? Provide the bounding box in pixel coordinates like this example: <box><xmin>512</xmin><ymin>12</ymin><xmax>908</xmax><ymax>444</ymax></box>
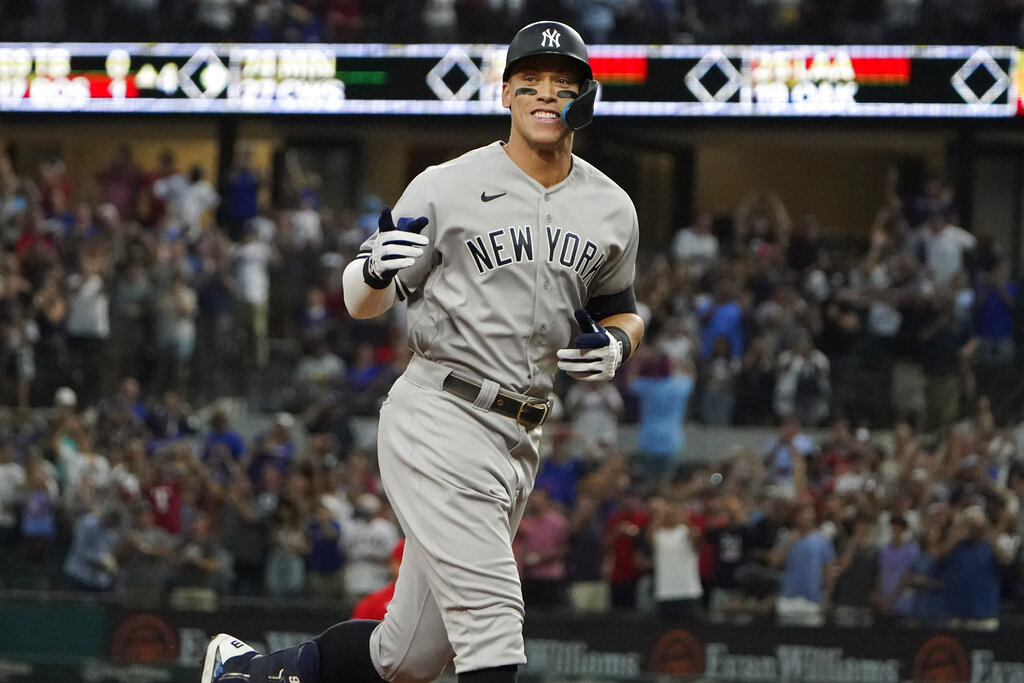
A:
<box><xmin>562</xmin><ymin>79</ymin><xmax>599</xmax><ymax>130</ymax></box>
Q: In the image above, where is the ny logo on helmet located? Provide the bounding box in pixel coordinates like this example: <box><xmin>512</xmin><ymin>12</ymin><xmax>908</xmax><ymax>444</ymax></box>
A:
<box><xmin>541</xmin><ymin>28</ymin><xmax>561</xmax><ymax>48</ymax></box>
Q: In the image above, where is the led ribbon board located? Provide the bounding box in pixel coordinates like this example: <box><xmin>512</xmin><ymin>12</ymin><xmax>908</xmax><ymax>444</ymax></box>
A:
<box><xmin>0</xmin><ymin>43</ymin><xmax>1018</xmax><ymax>117</ymax></box>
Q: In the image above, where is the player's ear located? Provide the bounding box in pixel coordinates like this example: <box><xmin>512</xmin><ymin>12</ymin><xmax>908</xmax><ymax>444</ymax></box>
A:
<box><xmin>501</xmin><ymin>81</ymin><xmax>512</xmax><ymax>109</ymax></box>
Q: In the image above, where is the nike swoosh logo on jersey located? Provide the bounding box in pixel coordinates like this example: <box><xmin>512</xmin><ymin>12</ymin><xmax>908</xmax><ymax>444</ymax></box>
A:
<box><xmin>481</xmin><ymin>191</ymin><xmax>507</xmax><ymax>202</ymax></box>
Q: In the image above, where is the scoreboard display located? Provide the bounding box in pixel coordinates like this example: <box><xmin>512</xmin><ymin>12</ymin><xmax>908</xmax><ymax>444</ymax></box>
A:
<box><xmin>0</xmin><ymin>42</ymin><xmax>1019</xmax><ymax>118</ymax></box>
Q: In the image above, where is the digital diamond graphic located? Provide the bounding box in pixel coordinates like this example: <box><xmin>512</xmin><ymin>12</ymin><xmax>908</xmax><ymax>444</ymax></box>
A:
<box><xmin>427</xmin><ymin>48</ymin><xmax>483</xmax><ymax>102</ymax></box>
<box><xmin>685</xmin><ymin>49</ymin><xmax>741</xmax><ymax>104</ymax></box>
<box><xmin>951</xmin><ymin>48</ymin><xmax>1009</xmax><ymax>105</ymax></box>
<box><xmin>179</xmin><ymin>46</ymin><xmax>229</xmax><ymax>99</ymax></box>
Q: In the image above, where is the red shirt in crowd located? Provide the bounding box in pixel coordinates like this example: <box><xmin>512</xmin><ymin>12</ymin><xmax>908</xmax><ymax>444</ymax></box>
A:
<box><xmin>147</xmin><ymin>479</ymin><xmax>183</xmax><ymax>535</ymax></box>
<box><xmin>350</xmin><ymin>581</ymin><xmax>396</xmax><ymax>620</ymax></box>
<box><xmin>605</xmin><ymin>509</ymin><xmax>650</xmax><ymax>583</ymax></box>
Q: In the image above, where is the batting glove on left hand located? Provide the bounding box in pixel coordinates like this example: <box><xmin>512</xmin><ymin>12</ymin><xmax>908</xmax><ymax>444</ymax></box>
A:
<box><xmin>557</xmin><ymin>309</ymin><xmax>623</xmax><ymax>382</ymax></box>
<box><xmin>363</xmin><ymin>207</ymin><xmax>430</xmax><ymax>289</ymax></box>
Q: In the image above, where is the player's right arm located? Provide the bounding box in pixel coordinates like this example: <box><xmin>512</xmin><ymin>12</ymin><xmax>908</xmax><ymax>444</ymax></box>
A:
<box><xmin>343</xmin><ymin>206</ymin><xmax>429</xmax><ymax>319</ymax></box>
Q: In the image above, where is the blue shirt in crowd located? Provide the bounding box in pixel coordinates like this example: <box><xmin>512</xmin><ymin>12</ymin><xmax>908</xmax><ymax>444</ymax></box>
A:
<box><xmin>630</xmin><ymin>374</ymin><xmax>694</xmax><ymax>458</ymax></box>
<box><xmin>943</xmin><ymin>539</ymin><xmax>1002</xmax><ymax>619</ymax></box>
<box><xmin>780</xmin><ymin>532</ymin><xmax>835</xmax><ymax>603</ymax></box>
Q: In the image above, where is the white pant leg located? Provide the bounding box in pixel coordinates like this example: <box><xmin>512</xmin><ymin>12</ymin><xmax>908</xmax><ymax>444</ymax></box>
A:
<box><xmin>371</xmin><ymin>361</ymin><xmax>540</xmax><ymax>680</ymax></box>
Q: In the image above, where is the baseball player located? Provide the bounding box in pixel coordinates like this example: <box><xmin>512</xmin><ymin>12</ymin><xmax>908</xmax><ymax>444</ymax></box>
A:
<box><xmin>201</xmin><ymin>19</ymin><xmax>644</xmax><ymax>683</ymax></box>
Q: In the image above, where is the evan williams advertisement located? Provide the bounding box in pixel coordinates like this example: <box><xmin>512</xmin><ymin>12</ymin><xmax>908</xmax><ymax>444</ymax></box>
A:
<box><xmin>100</xmin><ymin>604</ymin><xmax>1024</xmax><ymax>683</ymax></box>
<box><xmin>522</xmin><ymin>618</ymin><xmax>1024</xmax><ymax>683</ymax></box>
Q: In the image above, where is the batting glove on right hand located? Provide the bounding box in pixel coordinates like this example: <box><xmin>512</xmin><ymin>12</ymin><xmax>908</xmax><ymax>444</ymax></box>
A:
<box><xmin>556</xmin><ymin>309</ymin><xmax>623</xmax><ymax>382</ymax></box>
<box><xmin>363</xmin><ymin>207</ymin><xmax>430</xmax><ymax>289</ymax></box>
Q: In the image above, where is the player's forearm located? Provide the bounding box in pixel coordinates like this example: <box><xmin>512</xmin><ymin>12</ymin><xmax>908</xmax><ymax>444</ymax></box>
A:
<box><xmin>598</xmin><ymin>312</ymin><xmax>644</xmax><ymax>360</ymax></box>
<box><xmin>343</xmin><ymin>258</ymin><xmax>399</xmax><ymax>319</ymax></box>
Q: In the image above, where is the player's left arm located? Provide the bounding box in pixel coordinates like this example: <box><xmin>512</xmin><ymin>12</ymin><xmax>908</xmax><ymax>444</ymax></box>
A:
<box><xmin>556</xmin><ymin>289</ymin><xmax>645</xmax><ymax>383</ymax></box>
<box><xmin>596</xmin><ymin>311</ymin><xmax>644</xmax><ymax>361</ymax></box>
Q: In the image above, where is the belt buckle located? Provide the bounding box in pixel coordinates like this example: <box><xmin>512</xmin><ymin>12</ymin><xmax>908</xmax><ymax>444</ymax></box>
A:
<box><xmin>517</xmin><ymin>399</ymin><xmax>550</xmax><ymax>429</ymax></box>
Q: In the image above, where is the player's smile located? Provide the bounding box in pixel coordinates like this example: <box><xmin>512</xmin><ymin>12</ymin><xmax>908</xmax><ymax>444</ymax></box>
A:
<box><xmin>531</xmin><ymin>109</ymin><xmax>561</xmax><ymax>123</ymax></box>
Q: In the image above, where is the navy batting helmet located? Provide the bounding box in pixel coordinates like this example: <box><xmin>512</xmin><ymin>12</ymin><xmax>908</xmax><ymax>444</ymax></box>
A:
<box><xmin>502</xmin><ymin>21</ymin><xmax>593</xmax><ymax>82</ymax></box>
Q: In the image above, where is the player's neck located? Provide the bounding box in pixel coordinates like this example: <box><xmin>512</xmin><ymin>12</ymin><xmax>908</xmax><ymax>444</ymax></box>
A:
<box><xmin>503</xmin><ymin>137</ymin><xmax>573</xmax><ymax>189</ymax></box>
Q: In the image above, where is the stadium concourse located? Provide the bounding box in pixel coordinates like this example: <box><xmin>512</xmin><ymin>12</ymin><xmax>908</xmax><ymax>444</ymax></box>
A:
<box><xmin>0</xmin><ymin>131</ymin><xmax>1022</xmax><ymax>639</ymax></box>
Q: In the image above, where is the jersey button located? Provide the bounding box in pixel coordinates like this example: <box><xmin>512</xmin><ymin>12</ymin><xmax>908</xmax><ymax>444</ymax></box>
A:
<box><xmin>539</xmin><ymin>324</ymin><xmax>547</xmax><ymax>334</ymax></box>
<box><xmin>543</xmin><ymin>281</ymin><xmax>551</xmax><ymax>291</ymax></box>
<box><xmin>544</xmin><ymin>194</ymin><xmax>550</xmax><ymax>201</ymax></box>
<box><xmin>545</xmin><ymin>214</ymin><xmax>551</xmax><ymax>222</ymax></box>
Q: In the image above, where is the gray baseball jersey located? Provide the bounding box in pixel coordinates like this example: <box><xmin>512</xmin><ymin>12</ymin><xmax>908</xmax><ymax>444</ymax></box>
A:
<box><xmin>359</xmin><ymin>141</ymin><xmax>639</xmax><ymax>398</ymax></box>
<box><xmin>361</xmin><ymin>141</ymin><xmax>639</xmax><ymax>679</ymax></box>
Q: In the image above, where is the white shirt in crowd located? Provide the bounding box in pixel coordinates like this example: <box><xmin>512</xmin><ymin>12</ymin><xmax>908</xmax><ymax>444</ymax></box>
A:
<box><xmin>232</xmin><ymin>240</ymin><xmax>272</xmax><ymax>305</ymax></box>
<box><xmin>923</xmin><ymin>223</ymin><xmax>976</xmax><ymax>286</ymax></box>
<box><xmin>653</xmin><ymin>525</ymin><xmax>703</xmax><ymax>602</ymax></box>
<box><xmin>65</xmin><ymin>273</ymin><xmax>110</xmax><ymax>338</ymax></box>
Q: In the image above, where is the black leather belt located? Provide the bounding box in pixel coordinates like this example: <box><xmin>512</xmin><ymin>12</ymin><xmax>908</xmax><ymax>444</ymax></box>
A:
<box><xmin>442</xmin><ymin>374</ymin><xmax>550</xmax><ymax>430</ymax></box>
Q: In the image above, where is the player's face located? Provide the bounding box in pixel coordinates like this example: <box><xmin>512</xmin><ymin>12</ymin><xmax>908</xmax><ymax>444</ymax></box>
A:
<box><xmin>502</xmin><ymin>56</ymin><xmax>581</xmax><ymax>150</ymax></box>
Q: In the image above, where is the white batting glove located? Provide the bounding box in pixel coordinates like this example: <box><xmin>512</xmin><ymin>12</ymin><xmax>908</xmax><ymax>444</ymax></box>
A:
<box><xmin>363</xmin><ymin>207</ymin><xmax>430</xmax><ymax>289</ymax></box>
<box><xmin>557</xmin><ymin>309</ymin><xmax>624</xmax><ymax>382</ymax></box>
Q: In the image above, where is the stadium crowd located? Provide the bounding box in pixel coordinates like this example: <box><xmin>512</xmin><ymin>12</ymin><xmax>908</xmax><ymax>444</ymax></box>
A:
<box><xmin>0</xmin><ymin>136</ymin><xmax>1022</xmax><ymax>634</ymax></box>
<box><xmin>0</xmin><ymin>0</ymin><xmax>1021</xmax><ymax>47</ymax></box>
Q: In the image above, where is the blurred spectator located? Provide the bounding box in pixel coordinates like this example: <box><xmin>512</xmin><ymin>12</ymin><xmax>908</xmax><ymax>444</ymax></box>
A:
<box><xmin>19</xmin><ymin>454</ymin><xmax>60</xmax><ymax>585</ymax></box>
<box><xmin>573</xmin><ymin>0</ymin><xmax>626</xmax><ymax>43</ymax></box>
<box><xmin>232</xmin><ymin>223</ymin><xmax>277</xmax><ymax>370</ymax></box>
<box><xmin>940</xmin><ymin>504</ymin><xmax>1014</xmax><ymax>630</ymax></box>
<box><xmin>648</xmin><ymin>496</ymin><xmax>703</xmax><ymax>620</ymax></box>
<box><xmin>117</xmin><ymin>500</ymin><xmax>173</xmax><ymax>605</ymax></box>
<box><xmin>305</xmin><ymin>498</ymin><xmax>346</xmax><ymax>599</ymax></box>
<box><xmin>704</xmin><ymin>495</ymin><xmax>753</xmax><ymax>622</ymax></box>
<box><xmin>170</xmin><ymin>511</ymin><xmax>226</xmax><ymax>610</ymax></box>
<box><xmin>564</xmin><ymin>379</ymin><xmax>624</xmax><ymax>455</ymax></box>
<box><xmin>671</xmin><ymin>212</ymin><xmax>719</xmax><ymax>280</ymax></box>
<box><xmin>699</xmin><ymin>277</ymin><xmax>745</xmax><ymax>360</ymax></box>
<box><xmin>874</xmin><ymin>514</ymin><xmax>919</xmax><ymax>621</ymax></box>
<box><xmin>627</xmin><ymin>350</ymin><xmax>695</xmax><ymax>485</ymax></box>
<box><xmin>919</xmin><ymin>296</ymin><xmax>976</xmax><ymax>434</ymax></box>
<box><xmin>201</xmin><ymin>411</ymin><xmax>247</xmax><ymax>479</ymax></box>
<box><xmin>96</xmin><ymin>145</ymin><xmax>142</xmax><ymax>224</ymax></box>
<box><xmin>771</xmin><ymin>503</ymin><xmax>836</xmax><ymax>627</ymax></box>
<box><xmin>264</xmin><ymin>497</ymin><xmax>309</xmax><ymax>598</ymax></box>
<box><xmin>517</xmin><ymin>487</ymin><xmax>570</xmax><ymax>608</ymax></box>
<box><xmin>761</xmin><ymin>416</ymin><xmax>816</xmax><ymax>499</ymax></box>
<box><xmin>735</xmin><ymin>334</ymin><xmax>777</xmax><ymax>425</ymax></box>
<box><xmin>155</xmin><ymin>165</ymin><xmax>219</xmax><ymax>240</ymax></box>
<box><xmin>773</xmin><ymin>331</ymin><xmax>831</xmax><ymax>427</ymax></box>
<box><xmin>566</xmin><ymin>487</ymin><xmax>612</xmax><ymax>614</ymax></box>
<box><xmin>221</xmin><ymin>148</ymin><xmax>264</xmax><ymax>242</ymax></box>
<box><xmin>193</xmin><ymin>238</ymin><xmax>238</xmax><ymax>401</ymax></box>
<box><xmin>195</xmin><ymin>0</ymin><xmax>248</xmax><ymax>42</ymax></box>
<box><xmin>63</xmin><ymin>504</ymin><xmax>123</xmax><ymax>592</ymax></box>
<box><xmin>916</xmin><ymin>201</ymin><xmax>976</xmax><ymax>287</ymax></box>
<box><xmin>534</xmin><ymin>428</ymin><xmax>585</xmax><ymax>509</ymax></box>
<box><xmin>153</xmin><ymin>272</ymin><xmax>198</xmax><ymax>396</ymax></box>
<box><xmin>342</xmin><ymin>493</ymin><xmax>400</xmax><ymax>601</ymax></box>
<box><xmin>832</xmin><ymin>513</ymin><xmax>879</xmax><ymax>627</ymax></box>
<box><xmin>0</xmin><ymin>441</ymin><xmax>24</xmax><ymax>586</ymax></box>
<box><xmin>110</xmin><ymin>258</ymin><xmax>154</xmax><ymax>384</ymax></box>
<box><xmin>248</xmin><ymin>412</ymin><xmax>298</xmax><ymax>481</ymax></box>
<box><xmin>220</xmin><ymin>474</ymin><xmax>269</xmax><ymax>595</ymax></box>
<box><xmin>350</xmin><ymin>538</ymin><xmax>405</xmax><ymax>620</ymax></box>
<box><xmin>974</xmin><ymin>261</ymin><xmax>1017</xmax><ymax>397</ymax></box>
<box><xmin>699</xmin><ymin>335</ymin><xmax>741</xmax><ymax>426</ymax></box>
<box><xmin>604</xmin><ymin>486</ymin><xmax>650</xmax><ymax>610</ymax></box>
<box><xmin>146</xmin><ymin>455</ymin><xmax>185</xmax><ymax>536</ymax></box>
<box><xmin>293</xmin><ymin>338</ymin><xmax>346</xmax><ymax>410</ymax></box>
<box><xmin>345</xmin><ymin>342</ymin><xmax>389</xmax><ymax>415</ymax></box>
<box><xmin>64</xmin><ymin>252</ymin><xmax>110</xmax><ymax>406</ymax></box>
